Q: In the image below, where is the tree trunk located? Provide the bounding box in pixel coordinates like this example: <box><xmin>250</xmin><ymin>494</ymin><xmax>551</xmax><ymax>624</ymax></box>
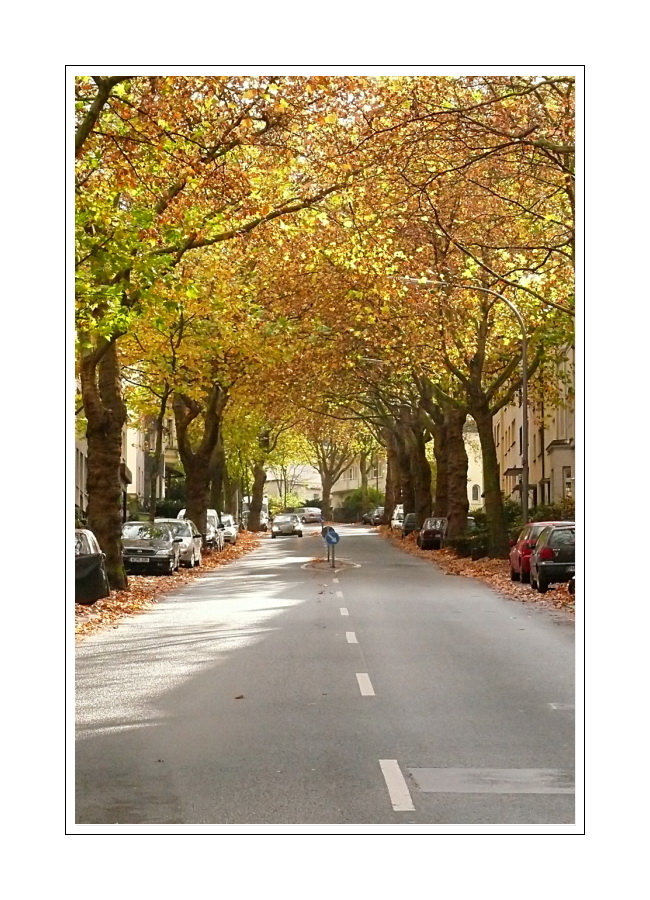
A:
<box><xmin>247</xmin><ymin>463</ymin><xmax>267</xmax><ymax>531</ymax></box>
<box><xmin>432</xmin><ymin>419</ymin><xmax>449</xmax><ymax>517</ymax></box>
<box><xmin>81</xmin><ymin>340</ymin><xmax>128</xmax><ymax>590</ymax></box>
<box><xmin>473</xmin><ymin>402</ymin><xmax>509</xmax><ymax>557</ymax></box>
<box><xmin>382</xmin><ymin>429</ymin><xmax>400</xmax><ymax>522</ymax></box>
<box><xmin>148</xmin><ymin>398</ymin><xmax>168</xmax><ymax>521</ymax></box>
<box><xmin>173</xmin><ymin>384</ymin><xmax>228</xmax><ymax>536</ymax></box>
<box><xmin>445</xmin><ymin>408</ymin><xmax>470</xmax><ymax>539</ymax></box>
<box><xmin>321</xmin><ymin>476</ymin><xmax>334</xmax><ymax>521</ymax></box>
<box><xmin>407</xmin><ymin>426</ymin><xmax>432</xmax><ymax>528</ymax></box>
<box><xmin>209</xmin><ymin>433</ymin><xmax>226</xmax><ymax>513</ymax></box>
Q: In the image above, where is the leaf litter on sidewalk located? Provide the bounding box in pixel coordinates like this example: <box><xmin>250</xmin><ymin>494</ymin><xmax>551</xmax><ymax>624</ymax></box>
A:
<box><xmin>75</xmin><ymin>531</ymin><xmax>261</xmax><ymax>641</ymax></box>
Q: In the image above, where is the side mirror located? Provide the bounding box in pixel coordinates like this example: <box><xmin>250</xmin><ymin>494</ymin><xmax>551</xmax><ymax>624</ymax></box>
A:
<box><xmin>173</xmin><ymin>537</ymin><xmax>183</xmax><ymax>543</ymax></box>
<box><xmin>218</xmin><ymin>523</ymin><xmax>225</xmax><ymax>530</ymax></box>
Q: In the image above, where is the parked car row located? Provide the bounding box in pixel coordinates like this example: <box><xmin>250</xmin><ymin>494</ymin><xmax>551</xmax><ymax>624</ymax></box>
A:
<box><xmin>75</xmin><ymin>508</ymin><xmax>240</xmax><ymax>602</ymax></box>
<box><xmin>510</xmin><ymin>522</ymin><xmax>575</xmax><ymax>593</ymax></box>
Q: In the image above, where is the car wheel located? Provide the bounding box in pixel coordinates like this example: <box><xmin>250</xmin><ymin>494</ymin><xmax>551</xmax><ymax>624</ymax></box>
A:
<box><xmin>537</xmin><ymin>574</ymin><xmax>549</xmax><ymax>593</ymax></box>
<box><xmin>510</xmin><ymin>566</ymin><xmax>520</xmax><ymax>581</ymax></box>
<box><xmin>271</xmin><ymin>534</ymin><xmax>276</xmax><ymax>539</ymax></box>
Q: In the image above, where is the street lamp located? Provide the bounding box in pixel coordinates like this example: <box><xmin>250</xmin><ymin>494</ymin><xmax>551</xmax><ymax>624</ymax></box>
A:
<box><xmin>399</xmin><ymin>276</ymin><xmax>529</xmax><ymax>524</ymax></box>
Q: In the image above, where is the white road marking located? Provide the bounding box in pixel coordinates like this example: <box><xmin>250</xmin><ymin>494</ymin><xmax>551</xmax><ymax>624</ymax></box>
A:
<box><xmin>356</xmin><ymin>673</ymin><xmax>375</xmax><ymax>696</ymax></box>
<box><xmin>336</xmin><ymin>590</ymin><xmax>344</xmax><ymax>598</ymax></box>
<box><xmin>340</xmin><ymin>607</ymin><xmax>349</xmax><ymax>616</ymax></box>
<box><xmin>379</xmin><ymin>760</ymin><xmax>415</xmax><ymax>811</ymax></box>
<box><xmin>333</xmin><ymin>577</ymin><xmax>339</xmax><ymax>583</ymax></box>
<box><xmin>346</xmin><ymin>632</ymin><xmax>358</xmax><ymax>643</ymax></box>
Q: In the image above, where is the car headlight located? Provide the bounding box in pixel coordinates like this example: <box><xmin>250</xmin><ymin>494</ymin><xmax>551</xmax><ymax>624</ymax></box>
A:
<box><xmin>156</xmin><ymin>549</ymin><xmax>172</xmax><ymax>556</ymax></box>
<box><xmin>272</xmin><ymin>525</ymin><xmax>279</xmax><ymax>531</ymax></box>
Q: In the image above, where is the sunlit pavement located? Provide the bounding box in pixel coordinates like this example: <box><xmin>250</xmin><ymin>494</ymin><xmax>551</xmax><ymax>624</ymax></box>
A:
<box><xmin>74</xmin><ymin>522</ymin><xmax>575</xmax><ymax>829</ymax></box>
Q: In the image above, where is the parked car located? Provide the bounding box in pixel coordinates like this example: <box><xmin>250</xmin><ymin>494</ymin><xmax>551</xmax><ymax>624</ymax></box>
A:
<box><xmin>293</xmin><ymin>507</ymin><xmax>322</xmax><ymax>523</ymax></box>
<box><xmin>121</xmin><ymin>521</ymin><xmax>182</xmax><ymax>575</ymax></box>
<box><xmin>509</xmin><ymin>520</ymin><xmax>572</xmax><ymax>583</ymax></box>
<box><xmin>416</xmin><ymin>516</ymin><xmax>448</xmax><ymax>550</ymax></box>
<box><xmin>362</xmin><ymin>506</ymin><xmax>384</xmax><ymax>525</ymax></box>
<box><xmin>390</xmin><ymin>505</ymin><xmax>404</xmax><ymax>530</ymax></box>
<box><xmin>271</xmin><ymin>514</ymin><xmax>303</xmax><ymax>538</ymax></box>
<box><xmin>220</xmin><ymin>513</ymin><xmax>239</xmax><ymax>544</ymax></box>
<box><xmin>178</xmin><ymin>508</ymin><xmax>224</xmax><ymax>550</ymax></box>
<box><xmin>155</xmin><ymin>518</ymin><xmax>202</xmax><ymax>567</ymax></box>
<box><xmin>529</xmin><ymin>524</ymin><xmax>575</xmax><ymax>593</ymax></box>
<box><xmin>401</xmin><ymin>513</ymin><xmax>418</xmax><ymax>538</ymax></box>
<box><xmin>75</xmin><ymin>528</ymin><xmax>110</xmax><ymax>604</ymax></box>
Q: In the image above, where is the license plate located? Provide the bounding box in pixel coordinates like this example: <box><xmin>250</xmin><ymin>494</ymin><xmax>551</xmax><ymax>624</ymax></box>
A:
<box><xmin>129</xmin><ymin>556</ymin><xmax>149</xmax><ymax>563</ymax></box>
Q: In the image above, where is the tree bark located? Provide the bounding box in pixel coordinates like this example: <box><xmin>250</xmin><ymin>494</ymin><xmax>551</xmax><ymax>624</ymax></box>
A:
<box><xmin>147</xmin><ymin>393</ymin><xmax>169</xmax><ymax>521</ymax></box>
<box><xmin>473</xmin><ymin>401</ymin><xmax>509</xmax><ymax>556</ymax></box>
<box><xmin>382</xmin><ymin>429</ymin><xmax>401</xmax><ymax>522</ymax></box>
<box><xmin>247</xmin><ymin>463</ymin><xmax>267</xmax><ymax>531</ymax></box>
<box><xmin>173</xmin><ymin>384</ymin><xmax>228</xmax><ymax>535</ymax></box>
<box><xmin>80</xmin><ymin>340</ymin><xmax>128</xmax><ymax>590</ymax></box>
<box><xmin>409</xmin><ymin>426</ymin><xmax>432</xmax><ymax>528</ymax></box>
<box><xmin>209</xmin><ymin>432</ymin><xmax>227</xmax><ymax>513</ymax></box>
<box><xmin>445</xmin><ymin>408</ymin><xmax>470</xmax><ymax>539</ymax></box>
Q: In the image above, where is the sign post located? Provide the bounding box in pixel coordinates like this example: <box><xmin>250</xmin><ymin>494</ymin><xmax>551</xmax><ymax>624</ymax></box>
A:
<box><xmin>322</xmin><ymin>525</ymin><xmax>340</xmax><ymax>568</ymax></box>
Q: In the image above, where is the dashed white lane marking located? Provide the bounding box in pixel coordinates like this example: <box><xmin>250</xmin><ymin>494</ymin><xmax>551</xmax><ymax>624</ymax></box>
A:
<box><xmin>333</xmin><ymin>577</ymin><xmax>339</xmax><ymax>583</ymax></box>
<box><xmin>379</xmin><ymin>760</ymin><xmax>415</xmax><ymax>812</ymax></box>
<box><xmin>336</xmin><ymin>590</ymin><xmax>344</xmax><ymax>598</ymax></box>
<box><xmin>340</xmin><ymin>607</ymin><xmax>349</xmax><ymax>616</ymax></box>
<box><xmin>346</xmin><ymin>632</ymin><xmax>358</xmax><ymax>643</ymax></box>
<box><xmin>356</xmin><ymin>673</ymin><xmax>375</xmax><ymax>696</ymax></box>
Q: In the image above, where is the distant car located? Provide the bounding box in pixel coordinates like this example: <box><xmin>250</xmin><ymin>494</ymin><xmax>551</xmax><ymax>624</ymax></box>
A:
<box><xmin>271</xmin><ymin>514</ymin><xmax>303</xmax><ymax>538</ymax></box>
<box><xmin>390</xmin><ymin>505</ymin><xmax>404</xmax><ymax>530</ymax></box>
<box><xmin>362</xmin><ymin>507</ymin><xmax>384</xmax><ymax>525</ymax></box>
<box><xmin>75</xmin><ymin>528</ymin><xmax>110</xmax><ymax>604</ymax></box>
<box><xmin>220</xmin><ymin>514</ymin><xmax>239</xmax><ymax>544</ymax></box>
<box><xmin>416</xmin><ymin>517</ymin><xmax>448</xmax><ymax>550</ymax></box>
<box><xmin>293</xmin><ymin>507</ymin><xmax>322</xmax><ymax>523</ymax></box>
<box><xmin>529</xmin><ymin>524</ymin><xmax>576</xmax><ymax>593</ymax></box>
<box><xmin>155</xmin><ymin>518</ymin><xmax>202</xmax><ymax>567</ymax></box>
<box><xmin>401</xmin><ymin>513</ymin><xmax>418</xmax><ymax>538</ymax></box>
<box><xmin>121</xmin><ymin>521</ymin><xmax>182</xmax><ymax>575</ymax></box>
<box><xmin>509</xmin><ymin>520</ymin><xmax>572</xmax><ymax>583</ymax></box>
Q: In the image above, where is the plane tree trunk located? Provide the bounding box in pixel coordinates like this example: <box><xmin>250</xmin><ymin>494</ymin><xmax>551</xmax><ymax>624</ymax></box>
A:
<box><xmin>173</xmin><ymin>384</ymin><xmax>228</xmax><ymax>536</ymax></box>
<box><xmin>80</xmin><ymin>339</ymin><xmax>128</xmax><ymax>590</ymax></box>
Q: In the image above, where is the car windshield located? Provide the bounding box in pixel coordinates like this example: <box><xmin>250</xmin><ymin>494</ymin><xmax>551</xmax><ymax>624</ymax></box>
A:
<box><xmin>404</xmin><ymin>514</ymin><xmax>415</xmax><ymax>522</ymax></box>
<box><xmin>425</xmin><ymin>518</ymin><xmax>446</xmax><ymax>529</ymax></box>
<box><xmin>274</xmin><ymin>516</ymin><xmax>295</xmax><ymax>523</ymax></box>
<box><xmin>162</xmin><ymin>521</ymin><xmax>191</xmax><ymax>537</ymax></box>
<box><xmin>122</xmin><ymin>523</ymin><xmax>170</xmax><ymax>541</ymax></box>
<box><xmin>222</xmin><ymin>516</ymin><xmax>233</xmax><ymax>525</ymax></box>
<box><xmin>75</xmin><ymin>533</ymin><xmax>92</xmax><ymax>555</ymax></box>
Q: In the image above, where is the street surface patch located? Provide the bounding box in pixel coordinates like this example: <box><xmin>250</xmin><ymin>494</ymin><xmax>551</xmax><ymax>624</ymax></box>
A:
<box><xmin>408</xmin><ymin>767</ymin><xmax>574</xmax><ymax>794</ymax></box>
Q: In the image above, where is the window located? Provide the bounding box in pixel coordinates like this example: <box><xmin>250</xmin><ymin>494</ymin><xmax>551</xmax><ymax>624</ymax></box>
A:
<box><xmin>563</xmin><ymin>466</ymin><xmax>573</xmax><ymax>498</ymax></box>
<box><xmin>471</xmin><ymin>484</ymin><xmax>480</xmax><ymax>501</ymax></box>
<box><xmin>519</xmin><ymin>426</ymin><xmax>522</xmax><ymax>455</ymax></box>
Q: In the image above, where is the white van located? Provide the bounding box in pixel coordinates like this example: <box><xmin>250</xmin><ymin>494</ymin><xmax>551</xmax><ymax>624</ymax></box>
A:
<box><xmin>177</xmin><ymin>508</ymin><xmax>223</xmax><ymax>548</ymax></box>
<box><xmin>390</xmin><ymin>504</ymin><xmax>404</xmax><ymax>530</ymax></box>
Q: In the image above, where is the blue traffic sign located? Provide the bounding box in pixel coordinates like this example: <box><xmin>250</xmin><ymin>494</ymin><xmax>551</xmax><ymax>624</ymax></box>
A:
<box><xmin>324</xmin><ymin>529</ymin><xmax>340</xmax><ymax>545</ymax></box>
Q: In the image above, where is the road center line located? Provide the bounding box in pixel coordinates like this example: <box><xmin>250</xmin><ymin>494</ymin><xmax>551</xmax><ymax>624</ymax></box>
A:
<box><xmin>356</xmin><ymin>673</ymin><xmax>375</xmax><ymax>696</ymax></box>
<box><xmin>346</xmin><ymin>632</ymin><xmax>358</xmax><ymax>643</ymax></box>
<box><xmin>333</xmin><ymin>577</ymin><xmax>339</xmax><ymax>583</ymax></box>
<box><xmin>340</xmin><ymin>607</ymin><xmax>349</xmax><ymax>616</ymax></box>
<box><xmin>379</xmin><ymin>760</ymin><xmax>415</xmax><ymax>812</ymax></box>
<box><xmin>336</xmin><ymin>590</ymin><xmax>344</xmax><ymax>598</ymax></box>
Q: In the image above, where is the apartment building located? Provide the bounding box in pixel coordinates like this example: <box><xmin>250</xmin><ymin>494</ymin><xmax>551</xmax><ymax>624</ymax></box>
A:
<box><xmin>493</xmin><ymin>353</ymin><xmax>575</xmax><ymax>508</ymax></box>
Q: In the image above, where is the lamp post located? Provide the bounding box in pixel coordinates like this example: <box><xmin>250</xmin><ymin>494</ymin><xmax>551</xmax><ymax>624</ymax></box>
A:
<box><xmin>399</xmin><ymin>277</ymin><xmax>529</xmax><ymax>524</ymax></box>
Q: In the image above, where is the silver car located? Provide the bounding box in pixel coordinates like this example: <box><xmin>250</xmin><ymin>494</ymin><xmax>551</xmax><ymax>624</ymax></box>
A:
<box><xmin>220</xmin><ymin>513</ymin><xmax>239</xmax><ymax>544</ymax></box>
<box><xmin>155</xmin><ymin>518</ymin><xmax>202</xmax><ymax>567</ymax></box>
<box><xmin>271</xmin><ymin>514</ymin><xmax>303</xmax><ymax>538</ymax></box>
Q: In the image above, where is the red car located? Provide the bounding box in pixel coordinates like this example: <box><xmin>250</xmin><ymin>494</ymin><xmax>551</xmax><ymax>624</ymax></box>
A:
<box><xmin>509</xmin><ymin>521</ymin><xmax>574</xmax><ymax>583</ymax></box>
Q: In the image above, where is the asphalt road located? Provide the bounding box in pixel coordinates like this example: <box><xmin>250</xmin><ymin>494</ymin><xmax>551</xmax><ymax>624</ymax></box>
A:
<box><xmin>75</xmin><ymin>524</ymin><xmax>575</xmax><ymax>827</ymax></box>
